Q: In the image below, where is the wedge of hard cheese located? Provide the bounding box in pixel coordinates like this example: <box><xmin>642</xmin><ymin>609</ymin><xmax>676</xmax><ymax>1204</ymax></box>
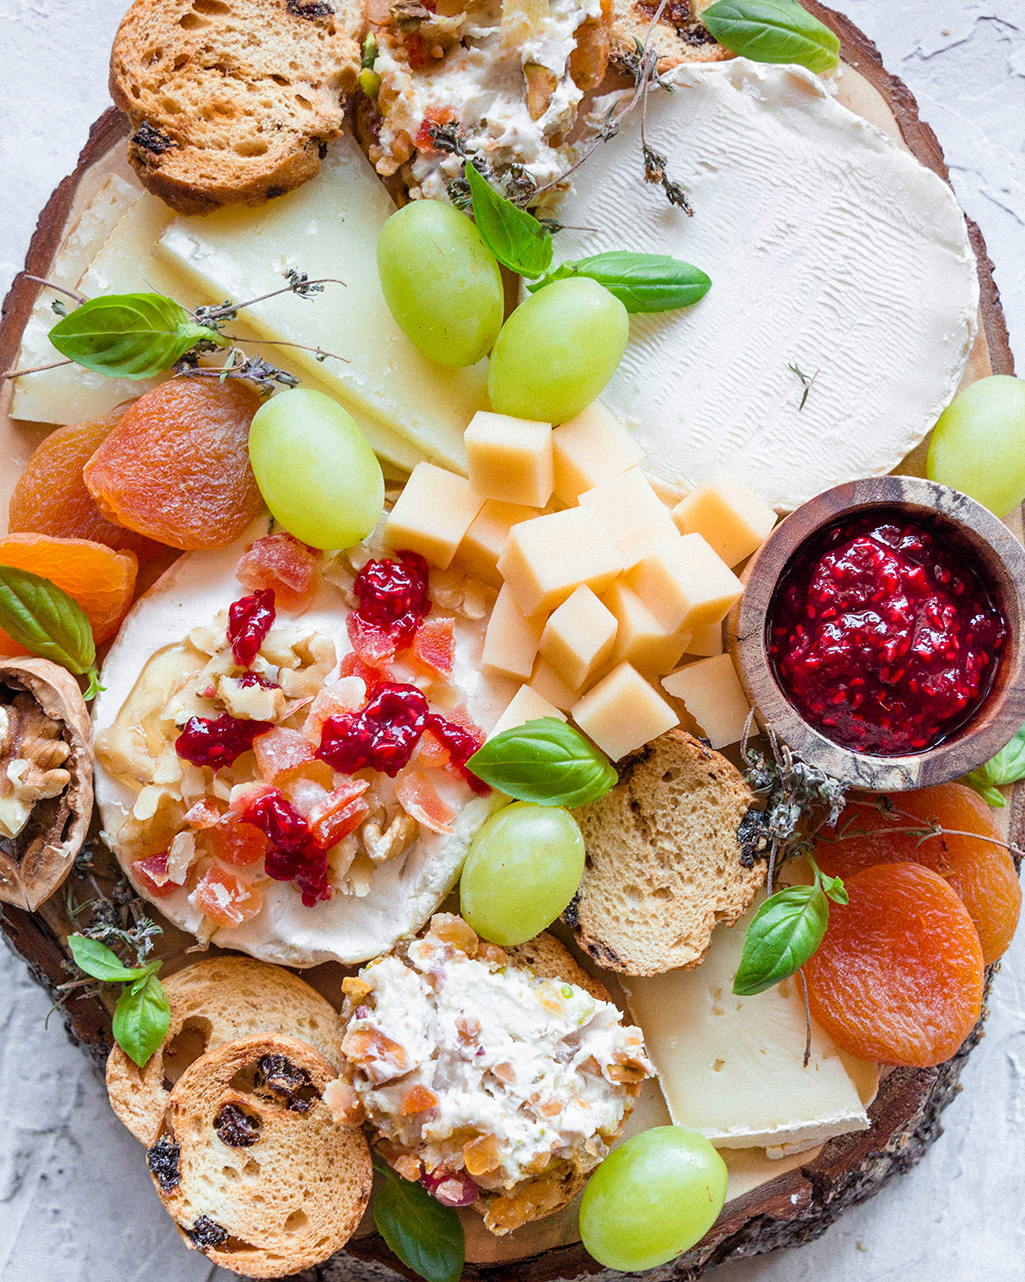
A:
<box><xmin>623</xmin><ymin>895</ymin><xmax>875</xmax><ymax>1156</ymax></box>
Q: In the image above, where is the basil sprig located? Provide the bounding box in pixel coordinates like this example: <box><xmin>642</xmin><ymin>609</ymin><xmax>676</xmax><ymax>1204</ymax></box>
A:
<box><xmin>702</xmin><ymin>0</ymin><xmax>840</xmax><ymax>74</ymax></box>
<box><xmin>68</xmin><ymin>935</ymin><xmax>170</xmax><ymax>1068</ymax></box>
<box><xmin>732</xmin><ymin>860</ymin><xmax>848</xmax><ymax>996</ymax></box>
<box><xmin>48</xmin><ymin>292</ymin><xmax>225</xmax><ymax>380</ymax></box>
<box><xmin>963</xmin><ymin>722</ymin><xmax>1025</xmax><ymax>807</ymax></box>
<box><xmin>0</xmin><ymin>565</ymin><xmax>102</xmax><ymax>698</ymax></box>
<box><xmin>467</xmin><ymin>718</ymin><xmax>617</xmax><ymax>807</ymax></box>
<box><xmin>528</xmin><ymin>252</ymin><xmax>711</xmax><ymax>313</ymax></box>
<box><xmin>466</xmin><ymin>164</ymin><xmax>553</xmax><ymax>279</ymax></box>
<box><xmin>373</xmin><ymin>1161</ymin><xmax>464</xmax><ymax>1282</ymax></box>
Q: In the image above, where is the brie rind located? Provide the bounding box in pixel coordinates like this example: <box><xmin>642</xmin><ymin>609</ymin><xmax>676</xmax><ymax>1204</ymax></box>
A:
<box><xmin>622</xmin><ymin>895</ymin><xmax>872</xmax><ymax>1153</ymax></box>
<box><xmin>91</xmin><ymin>521</ymin><xmax>510</xmax><ymax>966</ymax></box>
<box><xmin>552</xmin><ymin>59</ymin><xmax>980</xmax><ymax>511</ymax></box>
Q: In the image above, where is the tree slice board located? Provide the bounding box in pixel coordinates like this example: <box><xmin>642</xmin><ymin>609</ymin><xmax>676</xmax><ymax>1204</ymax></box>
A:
<box><xmin>0</xmin><ymin>4</ymin><xmax>1019</xmax><ymax>1281</ymax></box>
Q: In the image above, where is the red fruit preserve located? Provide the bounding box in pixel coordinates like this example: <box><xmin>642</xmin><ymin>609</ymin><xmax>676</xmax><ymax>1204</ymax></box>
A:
<box><xmin>767</xmin><ymin>512</ymin><xmax>1007</xmax><ymax>756</ymax></box>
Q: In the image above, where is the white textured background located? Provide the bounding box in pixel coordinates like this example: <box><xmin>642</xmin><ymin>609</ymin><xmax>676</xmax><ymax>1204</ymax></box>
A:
<box><xmin>1</xmin><ymin>2</ymin><xmax>1024</xmax><ymax>1280</ymax></box>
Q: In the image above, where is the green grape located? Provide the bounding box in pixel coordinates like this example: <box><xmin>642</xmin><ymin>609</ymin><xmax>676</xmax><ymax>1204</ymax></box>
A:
<box><xmin>579</xmin><ymin>1127</ymin><xmax>728</xmax><ymax>1272</ymax></box>
<box><xmin>248</xmin><ymin>387</ymin><xmax>384</xmax><ymax>550</ymax></box>
<box><xmin>927</xmin><ymin>375</ymin><xmax>1025</xmax><ymax>517</ymax></box>
<box><xmin>459</xmin><ymin>801</ymin><xmax>585</xmax><ymax>946</ymax></box>
<box><xmin>377</xmin><ymin>201</ymin><xmax>504</xmax><ymax>367</ymax></box>
<box><xmin>487</xmin><ymin>277</ymin><xmax>629</xmax><ymax>424</ymax></box>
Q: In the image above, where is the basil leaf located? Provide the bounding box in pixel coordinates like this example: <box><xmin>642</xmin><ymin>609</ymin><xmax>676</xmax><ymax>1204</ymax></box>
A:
<box><xmin>963</xmin><ymin>722</ymin><xmax>1025</xmax><ymax>807</ymax></box>
<box><xmin>48</xmin><ymin>292</ymin><xmax>221</xmax><ymax>380</ymax></box>
<box><xmin>466</xmin><ymin>164</ymin><xmax>552</xmax><ymax>278</ymax></box>
<box><xmin>0</xmin><ymin>564</ymin><xmax>97</xmax><ymax>680</ymax></box>
<box><xmin>68</xmin><ymin>935</ymin><xmax>145</xmax><ymax>983</ymax></box>
<box><xmin>466</xmin><ymin>718</ymin><xmax>618</xmax><ymax>807</ymax></box>
<box><xmin>373</xmin><ymin>1165</ymin><xmax>464</xmax><ymax>1282</ymax></box>
<box><xmin>702</xmin><ymin>0</ymin><xmax>840</xmax><ymax>74</ymax></box>
<box><xmin>527</xmin><ymin>252</ymin><xmax>711</xmax><ymax>313</ymax></box>
<box><xmin>733</xmin><ymin>884</ymin><xmax>830</xmax><ymax>996</ymax></box>
<box><xmin>112</xmin><ymin>973</ymin><xmax>171</xmax><ymax>1068</ymax></box>
<box><xmin>820</xmin><ymin>873</ymin><xmax>848</xmax><ymax>906</ymax></box>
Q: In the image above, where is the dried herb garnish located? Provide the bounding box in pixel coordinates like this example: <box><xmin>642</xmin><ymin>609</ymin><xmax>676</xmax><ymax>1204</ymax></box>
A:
<box><xmin>788</xmin><ymin>361</ymin><xmax>819</xmax><ymax>410</ymax></box>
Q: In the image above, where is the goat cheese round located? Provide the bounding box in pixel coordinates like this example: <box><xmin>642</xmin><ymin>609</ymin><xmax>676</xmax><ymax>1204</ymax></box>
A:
<box><xmin>553</xmin><ymin>60</ymin><xmax>980</xmax><ymax>511</ymax></box>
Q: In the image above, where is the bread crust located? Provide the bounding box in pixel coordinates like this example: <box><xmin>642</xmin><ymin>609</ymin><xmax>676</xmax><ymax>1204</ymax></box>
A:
<box><xmin>109</xmin><ymin>0</ymin><xmax>362</xmax><ymax>213</ymax></box>
<box><xmin>106</xmin><ymin>955</ymin><xmax>339</xmax><ymax>1144</ymax></box>
<box><xmin>149</xmin><ymin>1033</ymin><xmax>372</xmax><ymax>1278</ymax></box>
<box><xmin>567</xmin><ymin>728</ymin><xmax>764</xmax><ymax>976</ymax></box>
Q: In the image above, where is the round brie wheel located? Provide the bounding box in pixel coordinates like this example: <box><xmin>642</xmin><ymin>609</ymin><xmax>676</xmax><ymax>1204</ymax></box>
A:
<box><xmin>91</xmin><ymin>522</ymin><xmax>511</xmax><ymax>967</ymax></box>
<box><xmin>553</xmin><ymin>59</ymin><xmax>980</xmax><ymax>512</ymax></box>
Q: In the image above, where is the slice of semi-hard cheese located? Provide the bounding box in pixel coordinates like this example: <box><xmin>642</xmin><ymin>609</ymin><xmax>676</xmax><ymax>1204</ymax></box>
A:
<box><xmin>623</xmin><ymin>895</ymin><xmax>871</xmax><ymax>1154</ymax></box>
<box><xmin>158</xmin><ymin>135</ymin><xmax>488</xmax><ymax>472</ymax></box>
<box><xmin>553</xmin><ymin>59</ymin><xmax>979</xmax><ymax>511</ymax></box>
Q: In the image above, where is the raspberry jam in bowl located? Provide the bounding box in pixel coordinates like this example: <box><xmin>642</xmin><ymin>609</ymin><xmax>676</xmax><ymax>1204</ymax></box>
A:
<box><xmin>728</xmin><ymin>478</ymin><xmax>1025</xmax><ymax>791</ymax></box>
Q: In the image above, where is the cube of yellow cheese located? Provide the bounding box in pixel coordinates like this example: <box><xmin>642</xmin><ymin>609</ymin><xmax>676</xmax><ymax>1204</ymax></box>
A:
<box><xmin>662</xmin><ymin>654</ymin><xmax>752</xmax><ymax>750</ymax></box>
<box><xmin>572</xmin><ymin>663</ymin><xmax>679</xmax><ymax>761</ymax></box>
<box><xmin>489</xmin><ymin>686</ymin><xmax>566</xmax><ymax>738</ymax></box>
<box><xmin>686</xmin><ymin>621</ymin><xmax>724</xmax><ymax>658</ymax></box>
<box><xmin>497</xmin><ymin>508</ymin><xmax>625</xmax><ymax>617</ymax></box>
<box><xmin>551</xmin><ymin>401</ymin><xmax>645</xmax><ymax>504</ymax></box>
<box><xmin>385</xmin><ymin>463</ymin><xmax>485</xmax><ymax>569</ymax></box>
<box><xmin>578</xmin><ymin>467</ymin><xmax>679</xmax><ymax>567</ymax></box>
<box><xmin>465</xmin><ymin>411</ymin><xmax>554</xmax><ymax>508</ymax></box>
<box><xmin>456</xmin><ymin>499</ymin><xmax>539</xmax><ymax>586</ymax></box>
<box><xmin>482</xmin><ymin>584</ymin><xmax>545</xmax><ymax>681</ymax></box>
<box><xmin>628</xmin><ymin>534</ymin><xmax>743</xmax><ymax>633</ymax></box>
<box><xmin>672</xmin><ymin>473</ymin><xmax>777</xmax><ymax>568</ymax></box>
<box><xmin>529</xmin><ymin>658</ymin><xmax>582</xmax><ymax>712</ymax></box>
<box><xmin>603</xmin><ymin>580</ymin><xmax>691</xmax><ymax>678</ymax></box>
<box><xmin>539</xmin><ymin>585</ymin><xmax>618</xmax><ymax>691</ymax></box>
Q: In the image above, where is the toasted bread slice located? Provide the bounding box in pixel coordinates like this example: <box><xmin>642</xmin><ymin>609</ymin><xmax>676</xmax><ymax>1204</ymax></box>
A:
<box><xmin>148</xmin><ymin>1033</ymin><xmax>371</xmax><ymax>1278</ymax></box>
<box><xmin>110</xmin><ymin>0</ymin><xmax>362</xmax><ymax>214</ymax></box>
<box><xmin>106</xmin><ymin>955</ymin><xmax>339</xmax><ymax>1144</ymax></box>
<box><xmin>610</xmin><ymin>0</ymin><xmax>732</xmax><ymax>73</ymax></box>
<box><xmin>566</xmin><ymin>728</ymin><xmax>763</xmax><ymax>976</ymax></box>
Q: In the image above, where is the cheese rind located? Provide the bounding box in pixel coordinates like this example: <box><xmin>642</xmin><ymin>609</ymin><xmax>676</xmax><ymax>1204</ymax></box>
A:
<box><xmin>571</xmin><ymin>663</ymin><xmax>678</xmax><ymax>761</ymax></box>
<box><xmin>539</xmin><ymin>584</ymin><xmax>618</xmax><ymax>690</ymax></box>
<box><xmin>672</xmin><ymin>473</ymin><xmax>778</xmax><ymax>568</ymax></box>
<box><xmin>579</xmin><ymin>467</ymin><xmax>679</xmax><ymax>567</ymax></box>
<box><xmin>465</xmin><ymin>412</ymin><xmax>554</xmax><ymax>508</ymax></box>
<box><xmin>384</xmin><ymin>464</ymin><xmax>485</xmax><ymax>569</ymax></box>
<box><xmin>497</xmin><ymin>508</ymin><xmax>625</xmax><ymax>617</ymax></box>
<box><xmin>662</xmin><ymin>653</ymin><xmax>751</xmax><ymax>749</ymax></box>
<box><xmin>623</xmin><ymin>898</ymin><xmax>870</xmax><ymax>1152</ymax></box>
<box><xmin>551</xmin><ymin>401</ymin><xmax>645</xmax><ymax>503</ymax></box>
<box><xmin>628</xmin><ymin>534</ymin><xmax>743</xmax><ymax>633</ymax></box>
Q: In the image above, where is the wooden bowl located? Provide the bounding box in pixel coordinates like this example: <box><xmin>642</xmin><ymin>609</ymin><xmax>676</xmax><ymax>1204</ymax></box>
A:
<box><xmin>727</xmin><ymin>476</ymin><xmax>1025</xmax><ymax>792</ymax></box>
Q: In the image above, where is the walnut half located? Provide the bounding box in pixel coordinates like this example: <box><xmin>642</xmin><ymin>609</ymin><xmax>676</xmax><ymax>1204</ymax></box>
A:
<box><xmin>0</xmin><ymin>658</ymin><xmax>93</xmax><ymax>912</ymax></box>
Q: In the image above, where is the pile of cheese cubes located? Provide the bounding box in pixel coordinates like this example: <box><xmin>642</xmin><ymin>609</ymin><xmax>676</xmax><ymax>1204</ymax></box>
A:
<box><xmin>383</xmin><ymin>403</ymin><xmax>777</xmax><ymax>761</ymax></box>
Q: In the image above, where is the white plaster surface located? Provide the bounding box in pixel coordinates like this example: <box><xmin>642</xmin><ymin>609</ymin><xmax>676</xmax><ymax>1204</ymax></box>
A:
<box><xmin>0</xmin><ymin>1</ymin><xmax>1023</xmax><ymax>1280</ymax></box>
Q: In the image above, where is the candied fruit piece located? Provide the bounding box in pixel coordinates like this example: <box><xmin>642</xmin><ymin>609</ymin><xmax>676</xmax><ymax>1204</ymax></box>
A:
<box><xmin>189</xmin><ymin>867</ymin><xmax>264</xmax><ymax>928</ymax></box>
<box><xmin>340</xmin><ymin>650</ymin><xmax>388</xmax><ymax>691</ymax></box>
<box><xmin>207</xmin><ymin>818</ymin><xmax>270</xmax><ymax>867</ymax></box>
<box><xmin>421</xmin><ymin>1167</ymin><xmax>479</xmax><ymax>1207</ymax></box>
<box><xmin>401</xmin><ymin>1085</ymin><xmax>440</xmax><ymax>1116</ymax></box>
<box><xmin>413</xmin><ymin>617</ymin><xmax>454</xmax><ymax>677</ymax></box>
<box><xmin>817</xmin><ymin>783</ymin><xmax>1021</xmax><ymax>964</ymax></box>
<box><xmin>303</xmin><ymin>677</ymin><xmax>367</xmax><ymax>743</ymax></box>
<box><xmin>0</xmin><ymin>533</ymin><xmax>137</xmax><ymax>650</ymax></box>
<box><xmin>130</xmin><ymin>851</ymin><xmax>178</xmax><ymax>898</ymax></box>
<box><xmin>82</xmin><ymin>379</ymin><xmax>265</xmax><ymax>551</ymax></box>
<box><xmin>397</xmin><ymin>771</ymin><xmax>455</xmax><ymax>834</ymax></box>
<box><xmin>804</xmin><ymin>862</ymin><xmax>984</xmax><ymax>1067</ymax></box>
<box><xmin>8</xmin><ymin>406</ymin><xmax>166</xmax><ymax>560</ymax></box>
<box><xmin>253</xmin><ymin>726</ymin><xmax>318</xmax><ymax>784</ymax></box>
<box><xmin>308</xmin><ymin>780</ymin><xmax>370</xmax><ymax>848</ymax></box>
<box><xmin>237</xmin><ymin>533</ymin><xmax>319</xmax><ymax>611</ymax></box>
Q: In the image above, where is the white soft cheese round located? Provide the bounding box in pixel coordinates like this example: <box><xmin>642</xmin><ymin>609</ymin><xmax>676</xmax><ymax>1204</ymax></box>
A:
<box><xmin>553</xmin><ymin>59</ymin><xmax>980</xmax><ymax>511</ymax></box>
<box><xmin>92</xmin><ymin>520</ymin><xmax>512</xmax><ymax>967</ymax></box>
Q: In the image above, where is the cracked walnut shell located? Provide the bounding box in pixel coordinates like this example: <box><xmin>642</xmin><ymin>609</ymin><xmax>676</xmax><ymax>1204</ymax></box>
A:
<box><xmin>0</xmin><ymin>658</ymin><xmax>93</xmax><ymax>911</ymax></box>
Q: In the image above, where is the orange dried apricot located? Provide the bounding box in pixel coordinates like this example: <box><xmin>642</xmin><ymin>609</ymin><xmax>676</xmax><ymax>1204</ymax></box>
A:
<box><xmin>8</xmin><ymin>406</ymin><xmax>165</xmax><ymax>561</ymax></box>
<box><xmin>82</xmin><ymin>378</ymin><xmax>266</xmax><ymax>551</ymax></box>
<box><xmin>816</xmin><ymin>783</ymin><xmax>1020</xmax><ymax>964</ymax></box>
<box><xmin>804</xmin><ymin>862</ymin><xmax>984</xmax><ymax>1067</ymax></box>
<box><xmin>0</xmin><ymin>533</ymin><xmax>137</xmax><ymax>651</ymax></box>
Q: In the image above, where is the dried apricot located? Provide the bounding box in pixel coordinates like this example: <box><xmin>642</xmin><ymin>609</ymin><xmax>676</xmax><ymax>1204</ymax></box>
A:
<box><xmin>8</xmin><ymin>406</ymin><xmax>165</xmax><ymax>560</ymax></box>
<box><xmin>816</xmin><ymin>783</ymin><xmax>1020</xmax><ymax>964</ymax></box>
<box><xmin>82</xmin><ymin>379</ymin><xmax>266</xmax><ymax>551</ymax></box>
<box><xmin>0</xmin><ymin>533</ymin><xmax>137</xmax><ymax>651</ymax></box>
<box><xmin>804</xmin><ymin>862</ymin><xmax>984</xmax><ymax>1067</ymax></box>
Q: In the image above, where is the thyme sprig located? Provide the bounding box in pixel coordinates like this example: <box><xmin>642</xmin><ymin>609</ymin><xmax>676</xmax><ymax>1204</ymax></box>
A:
<box><xmin>788</xmin><ymin>361</ymin><xmax>819</xmax><ymax>411</ymax></box>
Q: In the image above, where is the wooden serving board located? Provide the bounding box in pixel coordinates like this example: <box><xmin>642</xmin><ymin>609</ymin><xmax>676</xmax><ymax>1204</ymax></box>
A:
<box><xmin>0</xmin><ymin>5</ymin><xmax>1019</xmax><ymax>1281</ymax></box>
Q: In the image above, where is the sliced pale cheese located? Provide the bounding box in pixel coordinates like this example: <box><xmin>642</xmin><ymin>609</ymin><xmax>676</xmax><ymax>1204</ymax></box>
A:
<box><xmin>157</xmin><ymin>135</ymin><xmax>488</xmax><ymax>472</ymax></box>
<box><xmin>91</xmin><ymin>521</ymin><xmax>512</xmax><ymax>966</ymax></box>
<box><xmin>554</xmin><ymin>60</ymin><xmax>979</xmax><ymax>510</ymax></box>
<box><xmin>623</xmin><ymin>897</ymin><xmax>871</xmax><ymax>1153</ymax></box>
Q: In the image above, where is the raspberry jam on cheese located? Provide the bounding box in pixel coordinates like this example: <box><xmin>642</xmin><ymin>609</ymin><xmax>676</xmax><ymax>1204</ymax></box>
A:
<box><xmin>768</xmin><ymin>512</ymin><xmax>1007</xmax><ymax>756</ymax></box>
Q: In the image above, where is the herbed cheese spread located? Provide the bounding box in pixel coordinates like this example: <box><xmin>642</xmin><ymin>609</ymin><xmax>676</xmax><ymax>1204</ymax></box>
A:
<box><xmin>335</xmin><ymin>915</ymin><xmax>653</xmax><ymax>1234</ymax></box>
